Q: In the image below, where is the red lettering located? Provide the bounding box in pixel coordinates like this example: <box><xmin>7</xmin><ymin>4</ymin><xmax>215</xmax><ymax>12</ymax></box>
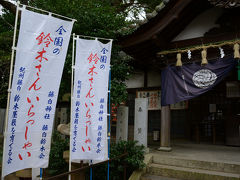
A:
<box><xmin>36</xmin><ymin>32</ymin><xmax>53</xmax><ymax>47</ymax></box>
<box><xmin>25</xmin><ymin>126</ymin><xmax>28</xmax><ymax>140</ymax></box>
<box><xmin>86</xmin><ymin>108</ymin><xmax>91</xmax><ymax>119</ymax></box>
<box><xmin>22</xmin><ymin>142</ymin><xmax>32</xmax><ymax>150</ymax></box>
<box><xmin>27</xmin><ymin>104</ymin><xmax>35</xmax><ymax>117</ymax></box>
<box><xmin>87</xmin><ymin>53</ymin><xmax>93</xmax><ymax>63</ymax></box>
<box><xmin>35</xmin><ymin>64</ymin><xmax>42</xmax><ymax>73</ymax></box>
<box><xmin>35</xmin><ymin>48</ymin><xmax>48</xmax><ymax>62</ymax></box>
<box><xmin>29</xmin><ymin>77</ymin><xmax>41</xmax><ymax>91</ymax></box>
<box><xmin>18</xmin><ymin>154</ymin><xmax>23</xmax><ymax>160</ymax></box>
<box><xmin>86</xmin><ymin>88</ymin><xmax>94</xmax><ymax>98</ymax></box>
<box><xmin>27</xmin><ymin>120</ymin><xmax>35</xmax><ymax>125</ymax></box>
<box><xmin>88</xmin><ymin>65</ymin><xmax>97</xmax><ymax>76</ymax></box>
<box><xmin>27</xmin><ymin>152</ymin><xmax>31</xmax><ymax>157</ymax></box>
<box><xmin>93</xmin><ymin>54</ymin><xmax>99</xmax><ymax>64</ymax></box>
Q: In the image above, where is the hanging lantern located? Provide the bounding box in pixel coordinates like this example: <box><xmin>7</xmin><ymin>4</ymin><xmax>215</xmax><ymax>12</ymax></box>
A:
<box><xmin>201</xmin><ymin>48</ymin><xmax>208</xmax><ymax>65</ymax></box>
<box><xmin>176</xmin><ymin>53</ymin><xmax>182</xmax><ymax>66</ymax></box>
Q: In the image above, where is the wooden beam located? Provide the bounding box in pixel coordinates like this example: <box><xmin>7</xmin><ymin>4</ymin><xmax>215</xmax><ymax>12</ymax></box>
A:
<box><xmin>144</xmin><ymin>69</ymin><xmax>148</xmax><ymax>88</ymax></box>
<box><xmin>168</xmin><ymin>32</ymin><xmax>240</xmax><ymax>49</ymax></box>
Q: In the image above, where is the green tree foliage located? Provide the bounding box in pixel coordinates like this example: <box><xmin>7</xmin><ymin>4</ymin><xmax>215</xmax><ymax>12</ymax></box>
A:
<box><xmin>113</xmin><ymin>0</ymin><xmax>161</xmax><ymax>21</ymax></box>
<box><xmin>0</xmin><ymin>0</ymin><xmax>162</xmax><ymax>106</ymax></box>
<box><xmin>0</xmin><ymin>8</ymin><xmax>15</xmax><ymax>107</ymax></box>
<box><xmin>48</xmin><ymin>132</ymin><xmax>69</xmax><ymax>175</ymax></box>
<box><xmin>29</xmin><ymin>0</ymin><xmax>134</xmax><ymax>105</ymax></box>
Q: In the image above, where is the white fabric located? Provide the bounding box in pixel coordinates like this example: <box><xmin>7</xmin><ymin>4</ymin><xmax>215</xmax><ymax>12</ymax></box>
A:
<box><xmin>71</xmin><ymin>38</ymin><xmax>112</xmax><ymax>161</ymax></box>
<box><xmin>2</xmin><ymin>9</ymin><xmax>73</xmax><ymax>177</ymax></box>
<box><xmin>219</xmin><ymin>47</ymin><xmax>225</xmax><ymax>58</ymax></box>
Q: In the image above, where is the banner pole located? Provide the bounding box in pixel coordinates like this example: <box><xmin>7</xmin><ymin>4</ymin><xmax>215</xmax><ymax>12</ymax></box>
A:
<box><xmin>1</xmin><ymin>1</ymin><xmax>20</xmax><ymax>179</ymax></box>
<box><xmin>78</xmin><ymin>34</ymin><xmax>113</xmax><ymax>41</ymax></box>
<box><xmin>19</xmin><ymin>3</ymin><xmax>76</xmax><ymax>22</ymax></box>
<box><xmin>40</xmin><ymin>168</ymin><xmax>43</xmax><ymax>180</ymax></box>
<box><xmin>90</xmin><ymin>161</ymin><xmax>92</xmax><ymax>179</ymax></box>
<box><xmin>107</xmin><ymin>68</ymin><xmax>112</xmax><ymax>180</ymax></box>
<box><xmin>69</xmin><ymin>33</ymin><xmax>76</xmax><ymax>180</ymax></box>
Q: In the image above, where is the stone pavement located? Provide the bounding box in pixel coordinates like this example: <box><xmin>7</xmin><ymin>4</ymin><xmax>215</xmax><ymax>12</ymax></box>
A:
<box><xmin>141</xmin><ymin>141</ymin><xmax>240</xmax><ymax>180</ymax></box>
<box><xmin>150</xmin><ymin>141</ymin><xmax>240</xmax><ymax>164</ymax></box>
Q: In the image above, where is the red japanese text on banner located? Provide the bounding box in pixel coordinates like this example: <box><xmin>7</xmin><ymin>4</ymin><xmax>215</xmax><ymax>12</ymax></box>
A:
<box><xmin>2</xmin><ymin>8</ymin><xmax>73</xmax><ymax>177</ymax></box>
<box><xmin>71</xmin><ymin>38</ymin><xmax>112</xmax><ymax>161</ymax></box>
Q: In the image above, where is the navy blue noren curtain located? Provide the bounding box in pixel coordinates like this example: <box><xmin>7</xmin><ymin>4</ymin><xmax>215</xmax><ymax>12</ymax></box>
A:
<box><xmin>161</xmin><ymin>56</ymin><xmax>237</xmax><ymax>106</ymax></box>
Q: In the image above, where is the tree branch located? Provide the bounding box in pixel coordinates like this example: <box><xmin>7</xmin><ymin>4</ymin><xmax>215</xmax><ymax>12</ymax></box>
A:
<box><xmin>0</xmin><ymin>0</ymin><xmax>17</xmax><ymax>14</ymax></box>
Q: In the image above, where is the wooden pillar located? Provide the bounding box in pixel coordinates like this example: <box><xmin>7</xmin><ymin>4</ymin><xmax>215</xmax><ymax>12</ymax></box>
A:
<box><xmin>144</xmin><ymin>68</ymin><xmax>148</xmax><ymax>88</ymax></box>
<box><xmin>158</xmin><ymin>105</ymin><xmax>172</xmax><ymax>151</ymax></box>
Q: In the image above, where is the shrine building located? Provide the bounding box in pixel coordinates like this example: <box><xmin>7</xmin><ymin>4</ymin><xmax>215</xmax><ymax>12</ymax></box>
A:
<box><xmin>118</xmin><ymin>0</ymin><xmax>240</xmax><ymax>150</ymax></box>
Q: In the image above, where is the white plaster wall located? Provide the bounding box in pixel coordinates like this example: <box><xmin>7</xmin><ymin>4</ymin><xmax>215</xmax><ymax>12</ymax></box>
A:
<box><xmin>173</xmin><ymin>8</ymin><xmax>223</xmax><ymax>41</ymax></box>
<box><xmin>125</xmin><ymin>70</ymin><xmax>144</xmax><ymax>88</ymax></box>
<box><xmin>125</xmin><ymin>70</ymin><xmax>161</xmax><ymax>88</ymax></box>
<box><xmin>147</xmin><ymin>71</ymin><xmax>161</xmax><ymax>87</ymax></box>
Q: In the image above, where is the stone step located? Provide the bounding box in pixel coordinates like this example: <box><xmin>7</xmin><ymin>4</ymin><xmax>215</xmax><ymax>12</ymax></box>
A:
<box><xmin>152</xmin><ymin>155</ymin><xmax>240</xmax><ymax>174</ymax></box>
<box><xmin>148</xmin><ymin>163</ymin><xmax>240</xmax><ymax>180</ymax></box>
<box><xmin>141</xmin><ymin>174</ymin><xmax>181</xmax><ymax>180</ymax></box>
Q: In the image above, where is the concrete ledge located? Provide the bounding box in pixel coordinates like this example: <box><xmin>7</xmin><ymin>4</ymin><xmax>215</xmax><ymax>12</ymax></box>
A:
<box><xmin>129</xmin><ymin>170</ymin><xmax>144</xmax><ymax>180</ymax></box>
<box><xmin>128</xmin><ymin>153</ymin><xmax>153</xmax><ymax>180</ymax></box>
<box><xmin>152</xmin><ymin>155</ymin><xmax>240</xmax><ymax>174</ymax></box>
<box><xmin>149</xmin><ymin>163</ymin><xmax>240</xmax><ymax>180</ymax></box>
<box><xmin>158</xmin><ymin>147</ymin><xmax>172</xmax><ymax>152</ymax></box>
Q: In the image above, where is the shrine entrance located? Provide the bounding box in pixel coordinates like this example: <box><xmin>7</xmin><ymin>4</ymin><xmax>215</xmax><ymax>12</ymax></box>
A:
<box><xmin>187</xmin><ymin>79</ymin><xmax>240</xmax><ymax>146</ymax></box>
<box><xmin>119</xmin><ymin>0</ymin><xmax>240</xmax><ymax>150</ymax></box>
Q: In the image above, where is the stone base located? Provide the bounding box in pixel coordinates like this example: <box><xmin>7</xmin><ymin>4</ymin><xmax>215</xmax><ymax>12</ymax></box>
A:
<box><xmin>16</xmin><ymin>169</ymin><xmax>32</xmax><ymax>178</ymax></box>
<box><xmin>158</xmin><ymin>147</ymin><xmax>172</xmax><ymax>152</ymax></box>
<box><xmin>5</xmin><ymin>173</ymin><xmax>19</xmax><ymax>180</ymax></box>
<box><xmin>63</xmin><ymin>150</ymin><xmax>86</xmax><ymax>180</ymax></box>
<box><xmin>144</xmin><ymin>147</ymin><xmax>150</xmax><ymax>154</ymax></box>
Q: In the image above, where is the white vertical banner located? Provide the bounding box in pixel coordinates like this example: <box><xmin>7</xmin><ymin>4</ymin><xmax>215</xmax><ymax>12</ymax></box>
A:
<box><xmin>71</xmin><ymin>38</ymin><xmax>112</xmax><ymax>161</ymax></box>
<box><xmin>2</xmin><ymin>8</ymin><xmax>73</xmax><ymax>177</ymax></box>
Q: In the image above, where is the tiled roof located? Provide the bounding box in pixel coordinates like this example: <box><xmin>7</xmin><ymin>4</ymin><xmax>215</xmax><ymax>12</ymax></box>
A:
<box><xmin>125</xmin><ymin>0</ymin><xmax>170</xmax><ymax>32</ymax></box>
<box><xmin>208</xmin><ymin>0</ymin><xmax>240</xmax><ymax>8</ymax></box>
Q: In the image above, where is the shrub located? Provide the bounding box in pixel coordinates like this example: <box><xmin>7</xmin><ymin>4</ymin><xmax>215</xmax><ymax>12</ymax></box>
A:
<box><xmin>47</xmin><ymin>132</ymin><xmax>69</xmax><ymax>176</ymax></box>
<box><xmin>91</xmin><ymin>140</ymin><xmax>145</xmax><ymax>180</ymax></box>
<box><xmin>47</xmin><ymin>137</ymin><xmax>145</xmax><ymax>180</ymax></box>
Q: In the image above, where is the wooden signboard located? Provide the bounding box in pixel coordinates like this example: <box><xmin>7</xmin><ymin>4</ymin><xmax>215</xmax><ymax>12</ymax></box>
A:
<box><xmin>136</xmin><ymin>90</ymin><xmax>187</xmax><ymax>110</ymax></box>
<box><xmin>136</xmin><ymin>90</ymin><xmax>161</xmax><ymax>110</ymax></box>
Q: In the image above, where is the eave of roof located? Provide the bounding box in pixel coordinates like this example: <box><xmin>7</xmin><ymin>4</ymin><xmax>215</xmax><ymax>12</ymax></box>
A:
<box><xmin>118</xmin><ymin>0</ymin><xmax>212</xmax><ymax>69</ymax></box>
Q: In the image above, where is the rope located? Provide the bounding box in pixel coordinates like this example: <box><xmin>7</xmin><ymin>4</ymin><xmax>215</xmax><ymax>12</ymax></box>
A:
<box><xmin>157</xmin><ymin>39</ymin><xmax>240</xmax><ymax>55</ymax></box>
